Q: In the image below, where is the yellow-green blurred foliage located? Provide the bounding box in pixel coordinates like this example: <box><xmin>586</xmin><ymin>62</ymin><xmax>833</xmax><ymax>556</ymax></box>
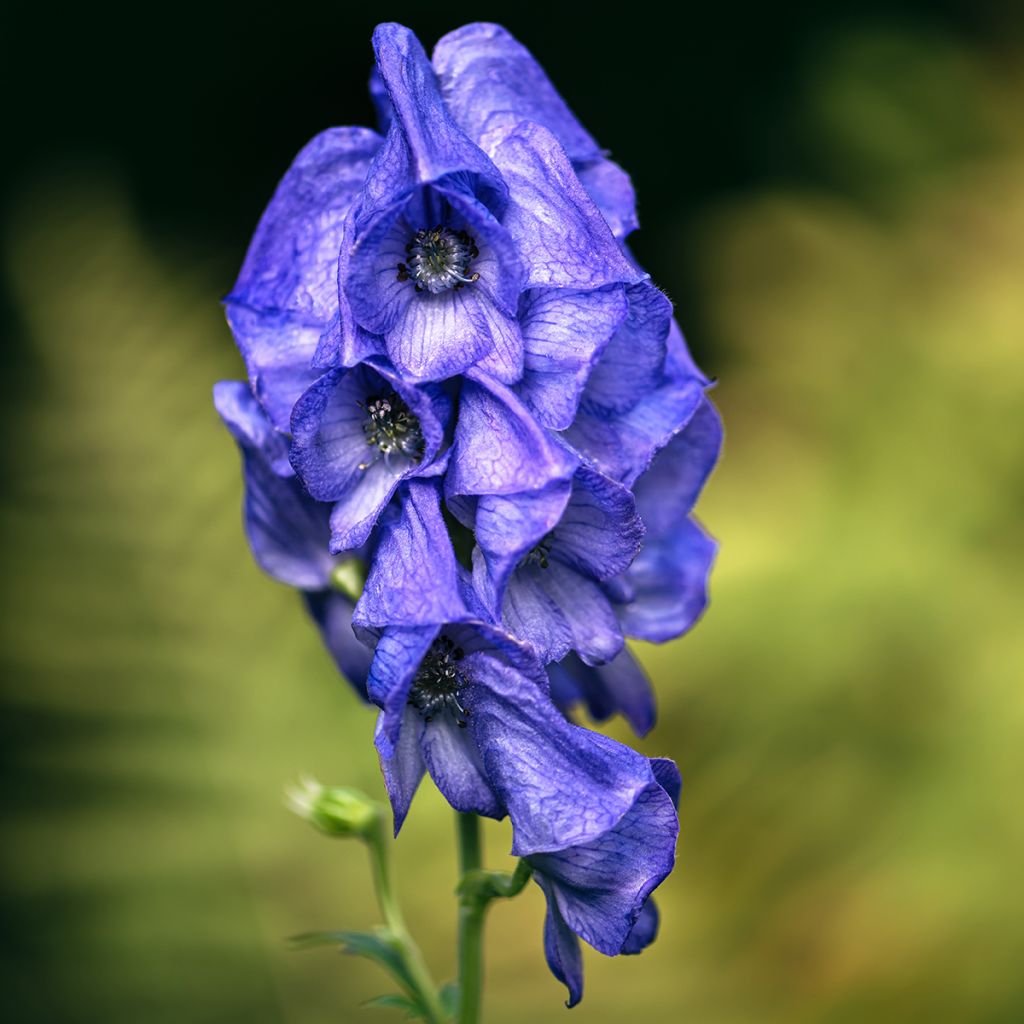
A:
<box><xmin>2</xmin><ymin>29</ymin><xmax>1022</xmax><ymax>1024</ymax></box>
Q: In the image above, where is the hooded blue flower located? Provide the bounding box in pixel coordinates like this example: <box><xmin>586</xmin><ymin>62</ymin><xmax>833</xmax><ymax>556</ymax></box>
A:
<box><xmin>323</xmin><ymin>23</ymin><xmax>637</xmax><ymax>385</ymax></box>
<box><xmin>213</xmin><ymin>381</ymin><xmax>372</xmax><ymax>695</ymax></box>
<box><xmin>224</xmin><ymin>128</ymin><xmax>382</xmax><ymax>432</ymax></box>
<box><xmin>529</xmin><ymin>757</ymin><xmax>681</xmax><ymax>1006</ymax></box>
<box><xmin>433</xmin><ymin>23</ymin><xmax>640</xmax><ymax>240</ymax></box>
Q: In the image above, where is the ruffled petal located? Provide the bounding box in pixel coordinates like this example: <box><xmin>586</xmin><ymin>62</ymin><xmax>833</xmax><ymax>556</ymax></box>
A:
<box><xmin>376</xmin><ymin>707</ymin><xmax>426</xmax><ymax>835</ymax></box>
<box><xmin>551</xmin><ymin>467</ymin><xmax>644</xmax><ymax>582</ymax></box>
<box><xmin>501</xmin><ymin>566</ymin><xmax>574</xmax><ymax>664</ymax></box>
<box><xmin>538</xmin><ymin>877</ymin><xmax>585</xmax><ymax>1007</ymax></box>
<box><xmin>420</xmin><ymin>715</ymin><xmax>503</xmax><ymax>819</ymax></box>
<box><xmin>548</xmin><ymin>649</ymin><xmax>656</xmax><ymax>737</ymax></box>
<box><xmin>462</xmin><ymin>639</ymin><xmax>653</xmax><ymax>855</ymax></box>
<box><xmin>214</xmin><ymin>381</ymin><xmax>333</xmax><ymax>588</ymax></box>
<box><xmin>562</xmin><ymin>374</ymin><xmax>706</xmax><ymax>487</ymax></box>
<box><xmin>616</xmin><ymin>516</ymin><xmax>717</xmax><ymax>643</ymax></box>
<box><xmin>581</xmin><ymin>282</ymin><xmax>671</xmax><ymax>416</ymax></box>
<box><xmin>355</xmin><ymin>480</ymin><xmax>466</xmax><ymax>627</ymax></box>
<box><xmin>620</xmin><ymin>898</ymin><xmax>659</xmax><ymax>955</ymax></box>
<box><xmin>448</xmin><ymin>371</ymin><xmax>577</xmax><ymax>497</ymax></box>
<box><xmin>527</xmin><ymin>778</ymin><xmax>677</xmax><ymax>955</ymax></box>
<box><xmin>576</xmin><ymin>157</ymin><xmax>638</xmax><ymax>240</ymax></box>
<box><xmin>541</xmin><ymin>560</ymin><xmax>624</xmax><ymax>665</ymax></box>
<box><xmin>367</xmin><ymin>625</ymin><xmax>440</xmax><ymax>757</ymax></box>
<box><xmin>515</xmin><ymin>286</ymin><xmax>627</xmax><ymax>430</ymax></box>
<box><xmin>483</xmin><ymin>120</ymin><xmax>637</xmax><ymax>290</ymax></box>
<box><xmin>302</xmin><ymin>590</ymin><xmax>373</xmax><ymax>699</ymax></box>
<box><xmin>433</xmin><ymin>23</ymin><xmax>602</xmax><ymax>162</ymax></box>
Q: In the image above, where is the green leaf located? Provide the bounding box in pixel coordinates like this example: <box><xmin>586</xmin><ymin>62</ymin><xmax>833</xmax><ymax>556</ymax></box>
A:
<box><xmin>289</xmin><ymin>928</ymin><xmax>418</xmax><ymax>997</ymax></box>
<box><xmin>362</xmin><ymin>993</ymin><xmax>424</xmax><ymax>1018</ymax></box>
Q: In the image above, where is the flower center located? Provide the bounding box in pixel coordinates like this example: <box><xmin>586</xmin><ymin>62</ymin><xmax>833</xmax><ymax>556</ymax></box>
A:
<box><xmin>358</xmin><ymin>391</ymin><xmax>425</xmax><ymax>470</ymax></box>
<box><xmin>397</xmin><ymin>226</ymin><xmax>480</xmax><ymax>294</ymax></box>
<box><xmin>520</xmin><ymin>534</ymin><xmax>554</xmax><ymax>570</ymax></box>
<box><xmin>408</xmin><ymin>635</ymin><xmax>469</xmax><ymax>727</ymax></box>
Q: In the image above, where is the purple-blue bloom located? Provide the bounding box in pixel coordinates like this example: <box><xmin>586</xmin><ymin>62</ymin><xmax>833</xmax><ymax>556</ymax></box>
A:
<box><xmin>213</xmin><ymin>380</ymin><xmax>372</xmax><ymax>695</ymax></box>
<box><xmin>216</xmin><ymin>19</ymin><xmax>721</xmax><ymax>1011</ymax></box>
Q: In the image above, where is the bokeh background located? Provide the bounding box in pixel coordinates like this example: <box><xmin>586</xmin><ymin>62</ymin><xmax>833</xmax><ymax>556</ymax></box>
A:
<box><xmin>3</xmin><ymin>2</ymin><xmax>1023</xmax><ymax>1022</ymax></box>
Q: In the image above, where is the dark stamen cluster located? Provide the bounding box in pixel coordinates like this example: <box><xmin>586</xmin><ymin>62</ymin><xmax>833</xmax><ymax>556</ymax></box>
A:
<box><xmin>520</xmin><ymin>534</ymin><xmax>554</xmax><ymax>570</ymax></box>
<box><xmin>358</xmin><ymin>391</ymin><xmax>425</xmax><ymax>470</ymax></box>
<box><xmin>408</xmin><ymin>635</ymin><xmax>470</xmax><ymax>727</ymax></box>
<box><xmin>397</xmin><ymin>226</ymin><xmax>480</xmax><ymax>294</ymax></box>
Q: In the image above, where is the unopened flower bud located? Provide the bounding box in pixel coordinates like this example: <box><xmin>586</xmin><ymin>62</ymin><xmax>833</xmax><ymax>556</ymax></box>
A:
<box><xmin>286</xmin><ymin>777</ymin><xmax>381</xmax><ymax>839</ymax></box>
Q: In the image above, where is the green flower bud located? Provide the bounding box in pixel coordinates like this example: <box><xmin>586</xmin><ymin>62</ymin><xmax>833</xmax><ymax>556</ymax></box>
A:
<box><xmin>286</xmin><ymin>777</ymin><xmax>381</xmax><ymax>839</ymax></box>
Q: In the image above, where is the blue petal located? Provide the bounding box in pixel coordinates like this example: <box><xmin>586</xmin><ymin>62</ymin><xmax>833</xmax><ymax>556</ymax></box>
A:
<box><xmin>649</xmin><ymin>757</ymin><xmax>682</xmax><ymax>810</ymax></box>
<box><xmin>633</xmin><ymin>396</ymin><xmax>723</xmax><ymax>533</ymax></box>
<box><xmin>420</xmin><ymin>715</ymin><xmax>503</xmax><ymax>819</ymax></box>
<box><xmin>448</xmin><ymin>372</ymin><xmax>577</xmax><ymax>497</ymax></box>
<box><xmin>576</xmin><ymin>158</ymin><xmax>639</xmax><ymax>240</ymax></box>
<box><xmin>581</xmin><ymin>282</ymin><xmax>671</xmax><ymax>416</ymax></box>
<box><xmin>527</xmin><ymin>778</ymin><xmax>677</xmax><ymax>955</ymax></box>
<box><xmin>501</xmin><ymin>567</ymin><xmax>574</xmax><ymax>664</ymax></box>
<box><xmin>289</xmin><ymin>364</ymin><xmax>450</xmax><ymax>549</ymax></box>
<box><xmin>367</xmin><ymin>625</ymin><xmax>439</xmax><ymax>756</ymax></box>
<box><xmin>368</xmin><ymin>66</ymin><xmax>392</xmax><ymax>134</ymax></box>
<box><xmin>552</xmin><ymin>467</ymin><xmax>644</xmax><ymax>582</ymax></box>
<box><xmin>361</xmin><ymin>23</ymin><xmax>506</xmax><ymax>216</ymax></box>
<box><xmin>229</xmin><ymin>127</ymin><xmax>382</xmax><ymax>322</ymax></box>
<box><xmin>471</xmin><ymin>479</ymin><xmax>572</xmax><ymax>614</ymax></box>
<box><xmin>541</xmin><ymin>561</ymin><xmax>624</xmax><ymax>665</ymax></box>
<box><xmin>484</xmin><ymin>120</ymin><xmax>637</xmax><ymax>290</ymax></box>
<box><xmin>666</xmin><ymin>317</ymin><xmax>710</xmax><ymax>385</ymax></box>
<box><xmin>433</xmin><ymin>23</ymin><xmax>602</xmax><ymax>163</ymax></box>
<box><xmin>376</xmin><ymin>707</ymin><xmax>426</xmax><ymax>835</ymax></box>
<box><xmin>548</xmin><ymin>649</ymin><xmax>656</xmax><ymax>737</ymax></box>
<box><xmin>463</xmin><ymin>640</ymin><xmax>654</xmax><ymax>855</ymax></box>
<box><xmin>515</xmin><ymin>286</ymin><xmax>627</xmax><ymax>430</ymax></box>
<box><xmin>620</xmin><ymin>898</ymin><xmax>659</xmax><ymax>955</ymax></box>
<box><xmin>538</xmin><ymin>876</ymin><xmax>585</xmax><ymax>1007</ymax></box>
<box><xmin>302</xmin><ymin>590</ymin><xmax>373</xmax><ymax>699</ymax></box>
<box><xmin>214</xmin><ymin>381</ymin><xmax>334</xmax><ymax>588</ymax></box>
<box><xmin>562</xmin><ymin>373</ymin><xmax>706</xmax><ymax>487</ymax></box>
<box><xmin>616</xmin><ymin>516</ymin><xmax>718</xmax><ymax>643</ymax></box>
<box><xmin>355</xmin><ymin>480</ymin><xmax>466</xmax><ymax>627</ymax></box>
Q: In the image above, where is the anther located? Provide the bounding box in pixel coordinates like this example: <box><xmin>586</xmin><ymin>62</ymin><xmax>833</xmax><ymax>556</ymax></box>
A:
<box><xmin>396</xmin><ymin>226</ymin><xmax>481</xmax><ymax>294</ymax></box>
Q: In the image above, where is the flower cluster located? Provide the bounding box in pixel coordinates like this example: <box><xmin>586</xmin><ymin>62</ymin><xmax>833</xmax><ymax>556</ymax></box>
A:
<box><xmin>216</xmin><ymin>22</ymin><xmax>720</xmax><ymax>1005</ymax></box>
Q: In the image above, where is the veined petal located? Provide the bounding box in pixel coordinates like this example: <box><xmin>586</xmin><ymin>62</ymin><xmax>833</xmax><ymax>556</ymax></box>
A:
<box><xmin>501</xmin><ymin>567</ymin><xmax>574</xmax><ymax>665</ymax></box>
<box><xmin>229</xmin><ymin>126</ymin><xmax>382</xmax><ymax>322</ymax></box>
<box><xmin>516</xmin><ymin>286</ymin><xmax>627</xmax><ymax>430</ymax></box>
<box><xmin>616</xmin><ymin>516</ymin><xmax>718</xmax><ymax>643</ymax></box>
<box><xmin>548</xmin><ymin>648</ymin><xmax>656</xmax><ymax>737</ymax></box>
<box><xmin>484</xmin><ymin>120</ymin><xmax>637</xmax><ymax>290</ymax></box>
<box><xmin>551</xmin><ymin>467</ymin><xmax>644</xmax><ymax>582</ymax></box>
<box><xmin>542</xmin><ymin>560</ymin><xmax>624</xmax><ymax>666</ymax></box>
<box><xmin>581</xmin><ymin>282</ymin><xmax>671</xmax><ymax>416</ymax></box>
<box><xmin>620</xmin><ymin>897</ymin><xmax>659</xmax><ymax>955</ymax></box>
<box><xmin>376</xmin><ymin>707</ymin><xmax>426</xmax><ymax>835</ymax></box>
<box><xmin>539</xmin><ymin>878</ymin><xmax>584</xmax><ymax>1007</ymax></box>
<box><xmin>576</xmin><ymin>157</ymin><xmax>638</xmax><ymax>240</ymax></box>
<box><xmin>303</xmin><ymin>590</ymin><xmax>373</xmax><ymax>699</ymax></box>
<box><xmin>367</xmin><ymin>625</ymin><xmax>440</xmax><ymax>755</ymax></box>
<box><xmin>420</xmin><ymin>715</ymin><xmax>503</xmax><ymax>819</ymax></box>
<box><xmin>214</xmin><ymin>381</ymin><xmax>333</xmax><ymax>589</ymax></box>
<box><xmin>355</xmin><ymin>480</ymin><xmax>466</xmax><ymax>627</ymax></box>
<box><xmin>433</xmin><ymin>23</ymin><xmax>601</xmax><ymax>162</ymax></box>
<box><xmin>448</xmin><ymin>371</ymin><xmax>577</xmax><ymax>497</ymax></box>
<box><xmin>360</xmin><ymin>23</ymin><xmax>506</xmax><ymax>216</ymax></box>
<box><xmin>527</xmin><ymin>779</ymin><xmax>678</xmax><ymax>955</ymax></box>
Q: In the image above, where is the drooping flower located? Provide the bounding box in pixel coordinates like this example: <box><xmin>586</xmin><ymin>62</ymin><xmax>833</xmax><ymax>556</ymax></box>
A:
<box><xmin>528</xmin><ymin>757</ymin><xmax>682</xmax><ymax>1006</ymax></box>
<box><xmin>213</xmin><ymin>380</ymin><xmax>372</xmax><ymax>694</ymax></box>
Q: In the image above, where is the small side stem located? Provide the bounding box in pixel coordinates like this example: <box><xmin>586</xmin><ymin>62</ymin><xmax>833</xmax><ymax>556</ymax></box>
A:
<box><xmin>367</xmin><ymin>818</ymin><xmax>447</xmax><ymax>1024</ymax></box>
<box><xmin>456</xmin><ymin>813</ymin><xmax>485</xmax><ymax>1024</ymax></box>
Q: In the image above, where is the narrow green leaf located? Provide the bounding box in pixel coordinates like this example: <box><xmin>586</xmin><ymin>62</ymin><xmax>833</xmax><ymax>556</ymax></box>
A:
<box><xmin>362</xmin><ymin>993</ymin><xmax>423</xmax><ymax>1017</ymax></box>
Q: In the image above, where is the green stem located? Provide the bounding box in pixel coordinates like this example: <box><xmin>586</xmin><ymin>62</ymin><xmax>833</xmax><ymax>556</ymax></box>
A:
<box><xmin>367</xmin><ymin>818</ymin><xmax>448</xmax><ymax>1024</ymax></box>
<box><xmin>456</xmin><ymin>813</ymin><xmax>485</xmax><ymax>1024</ymax></box>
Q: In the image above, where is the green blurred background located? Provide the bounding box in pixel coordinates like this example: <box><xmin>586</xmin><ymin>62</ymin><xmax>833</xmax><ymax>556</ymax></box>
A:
<box><xmin>2</xmin><ymin>3</ymin><xmax>1023</xmax><ymax>1021</ymax></box>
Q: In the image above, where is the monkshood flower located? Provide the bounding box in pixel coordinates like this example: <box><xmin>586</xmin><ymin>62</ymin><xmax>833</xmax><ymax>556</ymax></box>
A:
<box><xmin>224</xmin><ymin>128</ymin><xmax>382</xmax><ymax>432</ymax></box>
<box><xmin>550</xmin><ymin>387</ymin><xmax>723</xmax><ymax>735</ymax></box>
<box><xmin>322</xmin><ymin>22</ymin><xmax>638</xmax><ymax>384</ymax></box>
<box><xmin>213</xmin><ymin>381</ymin><xmax>373</xmax><ymax>695</ymax></box>
<box><xmin>288</xmin><ymin>361</ymin><xmax>452</xmax><ymax>551</ymax></box>
<box><xmin>531</xmin><ymin>757</ymin><xmax>681</xmax><ymax>1006</ymax></box>
<box><xmin>433</xmin><ymin>22</ymin><xmax>640</xmax><ymax>239</ymax></box>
